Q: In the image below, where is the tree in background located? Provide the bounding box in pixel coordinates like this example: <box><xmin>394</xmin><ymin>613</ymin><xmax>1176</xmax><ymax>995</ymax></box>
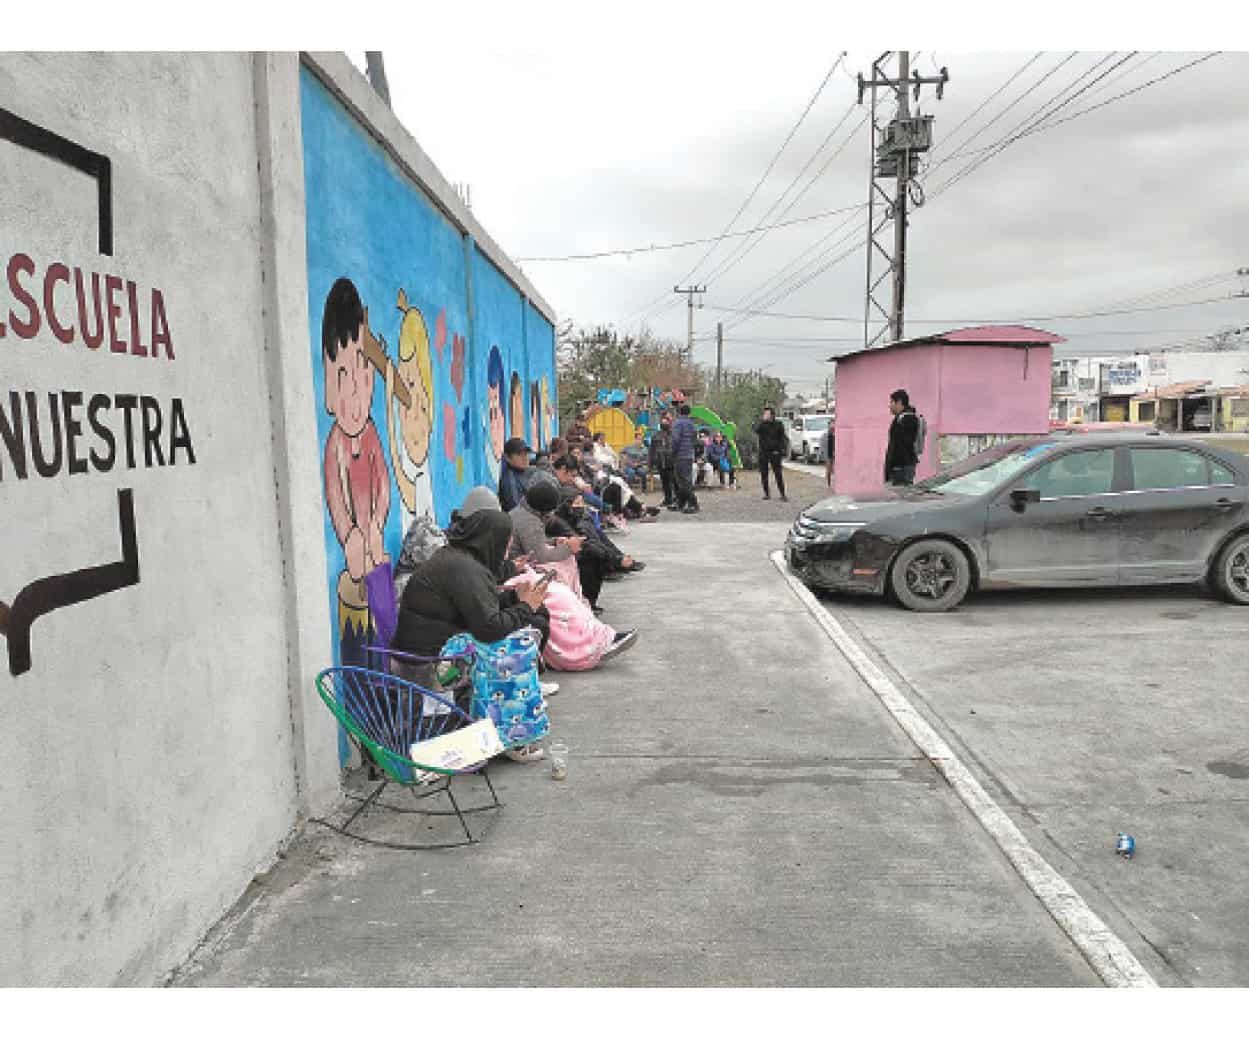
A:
<box><xmin>701</xmin><ymin>370</ymin><xmax>788</xmax><ymax>470</ymax></box>
<box><xmin>556</xmin><ymin>321</ymin><xmax>787</xmax><ymax>467</ymax></box>
<box><xmin>556</xmin><ymin>324</ymin><xmax>701</xmax><ymax>429</ymax></box>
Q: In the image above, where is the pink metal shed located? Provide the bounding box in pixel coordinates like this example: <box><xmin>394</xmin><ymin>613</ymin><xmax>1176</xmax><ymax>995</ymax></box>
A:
<box><xmin>829</xmin><ymin>325</ymin><xmax>1064</xmax><ymax>496</ymax></box>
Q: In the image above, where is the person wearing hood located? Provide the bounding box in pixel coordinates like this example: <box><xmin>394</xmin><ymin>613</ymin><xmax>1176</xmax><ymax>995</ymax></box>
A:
<box><xmin>509</xmin><ymin>481</ymin><xmax>582</xmax><ymax>565</ymax></box>
<box><xmin>393</xmin><ymin>508</ymin><xmax>548</xmax><ymax>658</ymax></box>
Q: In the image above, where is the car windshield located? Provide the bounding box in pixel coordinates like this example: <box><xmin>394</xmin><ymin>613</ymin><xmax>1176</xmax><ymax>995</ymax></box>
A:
<box><xmin>917</xmin><ymin>441</ymin><xmax>1059</xmax><ymax>497</ymax></box>
<box><xmin>804</xmin><ymin>417</ymin><xmax>830</xmax><ymax>432</ymax></box>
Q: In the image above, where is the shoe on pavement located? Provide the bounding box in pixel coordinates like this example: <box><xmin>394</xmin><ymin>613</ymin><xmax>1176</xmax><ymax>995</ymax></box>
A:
<box><xmin>645</xmin><ymin>506</ymin><xmax>661</xmax><ymax>516</ymax></box>
<box><xmin>626</xmin><ymin>560</ymin><xmax>646</xmax><ymax>572</ymax></box>
<box><xmin>682</xmin><ymin>505</ymin><xmax>700</xmax><ymax>514</ymax></box>
<box><xmin>762</xmin><ymin>494</ymin><xmax>771</xmax><ymax>500</ymax></box>
<box><xmin>591</xmin><ymin>604</ymin><xmax>605</xmax><ymax>617</ymax></box>
<box><xmin>505</xmin><ymin>744</ymin><xmax>546</xmax><ymax>763</ymax></box>
<box><xmin>780</xmin><ymin>495</ymin><xmax>789</xmax><ymax>502</ymax></box>
<box><xmin>601</xmin><ymin>628</ymin><xmax>639</xmax><ymax>661</ymax></box>
<box><xmin>540</xmin><ymin>681</ymin><xmax>560</xmax><ymax>697</ymax></box>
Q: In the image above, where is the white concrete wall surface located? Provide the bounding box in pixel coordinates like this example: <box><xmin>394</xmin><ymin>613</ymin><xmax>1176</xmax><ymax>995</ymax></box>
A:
<box><xmin>1</xmin><ymin>50</ymin><xmax>557</xmax><ymax>987</ymax></box>
<box><xmin>0</xmin><ymin>52</ymin><xmax>307</xmax><ymax>986</ymax></box>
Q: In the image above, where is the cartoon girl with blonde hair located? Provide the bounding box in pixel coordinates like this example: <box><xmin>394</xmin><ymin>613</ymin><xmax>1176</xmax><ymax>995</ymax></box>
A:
<box><xmin>384</xmin><ymin>289</ymin><xmax>437</xmax><ymax>534</ymax></box>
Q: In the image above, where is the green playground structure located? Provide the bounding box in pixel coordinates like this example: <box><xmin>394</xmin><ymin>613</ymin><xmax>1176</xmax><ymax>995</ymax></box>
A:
<box><xmin>688</xmin><ymin>405</ymin><xmax>743</xmax><ymax>470</ymax></box>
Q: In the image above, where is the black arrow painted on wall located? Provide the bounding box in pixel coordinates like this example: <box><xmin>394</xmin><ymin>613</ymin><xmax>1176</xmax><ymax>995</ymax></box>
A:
<box><xmin>0</xmin><ymin>489</ymin><xmax>140</xmax><ymax>677</ymax></box>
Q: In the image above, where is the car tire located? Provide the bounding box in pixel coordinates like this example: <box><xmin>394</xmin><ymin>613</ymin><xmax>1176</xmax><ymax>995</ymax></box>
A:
<box><xmin>889</xmin><ymin>538</ymin><xmax>972</xmax><ymax>613</ymax></box>
<box><xmin>1212</xmin><ymin>532</ymin><xmax>1249</xmax><ymax>605</ymax></box>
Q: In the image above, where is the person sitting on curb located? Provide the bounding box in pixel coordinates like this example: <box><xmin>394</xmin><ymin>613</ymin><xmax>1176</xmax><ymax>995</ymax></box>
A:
<box><xmin>498</xmin><ymin>437</ymin><xmax>538</xmax><ymax>512</ymax></box>
<box><xmin>509</xmin><ymin>482</ymin><xmax>581</xmax><ymax>565</ymax></box>
<box><xmin>590</xmin><ymin>431</ymin><xmax>618</xmax><ymax>471</ymax></box>
<box><xmin>546</xmin><ymin>485</ymin><xmax>644</xmax><ymax>615</ymax></box>
<box><xmin>391</xmin><ymin>506</ymin><xmax>552</xmax><ymax>762</ymax></box>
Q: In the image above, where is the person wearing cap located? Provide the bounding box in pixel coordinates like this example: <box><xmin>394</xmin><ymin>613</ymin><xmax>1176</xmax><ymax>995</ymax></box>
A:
<box><xmin>509</xmin><ymin>481</ymin><xmax>582</xmax><ymax>565</ymax></box>
<box><xmin>498</xmin><ymin>436</ymin><xmax>537</xmax><ymax>512</ymax></box>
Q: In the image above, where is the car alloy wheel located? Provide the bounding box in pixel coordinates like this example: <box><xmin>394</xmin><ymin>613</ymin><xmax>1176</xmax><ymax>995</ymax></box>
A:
<box><xmin>889</xmin><ymin>538</ymin><xmax>972</xmax><ymax>612</ymax></box>
<box><xmin>1215</xmin><ymin>534</ymin><xmax>1249</xmax><ymax>605</ymax></box>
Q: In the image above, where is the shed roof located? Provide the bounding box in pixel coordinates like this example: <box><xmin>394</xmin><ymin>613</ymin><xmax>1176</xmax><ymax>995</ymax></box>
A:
<box><xmin>828</xmin><ymin>325</ymin><xmax>1064</xmax><ymax>363</ymax></box>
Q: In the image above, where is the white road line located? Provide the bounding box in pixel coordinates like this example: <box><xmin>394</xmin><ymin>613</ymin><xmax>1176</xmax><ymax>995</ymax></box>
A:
<box><xmin>769</xmin><ymin>549</ymin><xmax>1157</xmax><ymax>989</ymax></box>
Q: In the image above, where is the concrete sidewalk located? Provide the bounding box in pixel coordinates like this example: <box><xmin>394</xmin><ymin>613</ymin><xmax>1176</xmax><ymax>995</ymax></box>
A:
<box><xmin>177</xmin><ymin>521</ymin><xmax>1098</xmax><ymax>987</ymax></box>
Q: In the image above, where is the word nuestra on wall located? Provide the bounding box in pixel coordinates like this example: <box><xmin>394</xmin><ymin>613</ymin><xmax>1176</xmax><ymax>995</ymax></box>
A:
<box><xmin>1</xmin><ymin>250</ymin><xmax>196</xmax><ymax>483</ymax></box>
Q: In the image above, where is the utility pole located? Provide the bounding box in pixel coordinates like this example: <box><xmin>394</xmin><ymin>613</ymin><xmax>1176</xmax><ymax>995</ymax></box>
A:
<box><xmin>673</xmin><ymin>284</ymin><xmax>706</xmax><ymax>366</ymax></box>
<box><xmin>858</xmin><ymin>52</ymin><xmax>948</xmax><ymax>346</ymax></box>
<box><xmin>715</xmin><ymin>322</ymin><xmax>724</xmax><ymax>390</ymax></box>
<box><xmin>364</xmin><ymin>52</ymin><xmax>391</xmax><ymax>107</ymax></box>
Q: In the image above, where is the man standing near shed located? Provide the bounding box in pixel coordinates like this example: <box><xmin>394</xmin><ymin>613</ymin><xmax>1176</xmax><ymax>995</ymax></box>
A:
<box><xmin>885</xmin><ymin>389</ymin><xmax>921</xmax><ymax>486</ymax></box>
<box><xmin>754</xmin><ymin>406</ymin><xmax>789</xmax><ymax>502</ymax></box>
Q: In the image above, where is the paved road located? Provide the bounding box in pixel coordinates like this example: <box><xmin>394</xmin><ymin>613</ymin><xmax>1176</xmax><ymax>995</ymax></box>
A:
<box><xmin>177</xmin><ymin>521</ymin><xmax>1098</xmax><ymax>987</ymax></box>
<box><xmin>815</xmin><ymin>580</ymin><xmax>1249</xmax><ymax>986</ymax></box>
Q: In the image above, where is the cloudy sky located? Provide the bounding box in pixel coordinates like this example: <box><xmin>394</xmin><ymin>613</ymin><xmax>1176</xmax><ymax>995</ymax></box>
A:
<box><xmin>359</xmin><ymin>10</ymin><xmax>1248</xmax><ymax>397</ymax></box>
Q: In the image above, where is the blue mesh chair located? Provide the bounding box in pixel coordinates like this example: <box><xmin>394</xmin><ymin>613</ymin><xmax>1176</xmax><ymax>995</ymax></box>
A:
<box><xmin>311</xmin><ymin>662</ymin><xmax>502</xmax><ymax>850</ymax></box>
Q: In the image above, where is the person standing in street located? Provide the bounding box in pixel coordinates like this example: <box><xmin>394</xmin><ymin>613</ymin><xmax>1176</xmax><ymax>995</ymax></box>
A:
<box><xmin>884</xmin><ymin>389</ymin><xmax>920</xmax><ymax>486</ymax></box>
<box><xmin>648</xmin><ymin>414</ymin><xmax>676</xmax><ymax>507</ymax></box>
<box><xmin>670</xmin><ymin>404</ymin><xmax>700</xmax><ymax>514</ymax></box>
<box><xmin>753</xmin><ymin>406</ymin><xmax>789</xmax><ymax>502</ymax></box>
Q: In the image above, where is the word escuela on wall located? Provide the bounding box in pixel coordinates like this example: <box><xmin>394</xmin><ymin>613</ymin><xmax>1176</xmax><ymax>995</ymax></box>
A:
<box><xmin>1</xmin><ymin>250</ymin><xmax>196</xmax><ymax>482</ymax></box>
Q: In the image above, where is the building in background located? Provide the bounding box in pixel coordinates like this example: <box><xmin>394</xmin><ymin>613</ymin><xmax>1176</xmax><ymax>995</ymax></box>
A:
<box><xmin>830</xmin><ymin>326</ymin><xmax>1060</xmax><ymax>495</ymax></box>
<box><xmin>1051</xmin><ymin>350</ymin><xmax>1249</xmax><ymax>431</ymax></box>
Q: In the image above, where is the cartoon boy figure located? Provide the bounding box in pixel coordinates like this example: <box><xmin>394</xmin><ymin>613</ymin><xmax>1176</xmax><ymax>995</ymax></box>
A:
<box><xmin>484</xmin><ymin>346</ymin><xmax>506</xmax><ymax>485</ymax></box>
<box><xmin>509</xmin><ymin>372</ymin><xmax>526</xmax><ymax>444</ymax></box>
<box><xmin>321</xmin><ymin>277</ymin><xmax>391</xmax><ymax>663</ymax></box>
<box><xmin>384</xmin><ymin>289</ymin><xmax>437</xmax><ymax>531</ymax></box>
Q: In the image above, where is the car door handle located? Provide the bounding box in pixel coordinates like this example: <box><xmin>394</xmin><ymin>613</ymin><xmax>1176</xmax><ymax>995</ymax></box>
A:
<box><xmin>1085</xmin><ymin>506</ymin><xmax>1113</xmax><ymax>520</ymax></box>
<box><xmin>1215</xmin><ymin>498</ymin><xmax>1236</xmax><ymax>511</ymax></box>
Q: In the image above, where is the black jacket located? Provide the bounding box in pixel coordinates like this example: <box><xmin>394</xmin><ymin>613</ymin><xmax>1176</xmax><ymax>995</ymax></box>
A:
<box><xmin>648</xmin><ymin>428</ymin><xmax>674</xmax><ymax>470</ymax></box>
<box><xmin>755</xmin><ymin>419</ymin><xmax>788</xmax><ymax>455</ymax></box>
<box><xmin>885</xmin><ymin>408</ymin><xmax>920</xmax><ymax>473</ymax></box>
<box><xmin>393</xmin><ymin>512</ymin><xmax>537</xmax><ymax>656</ymax></box>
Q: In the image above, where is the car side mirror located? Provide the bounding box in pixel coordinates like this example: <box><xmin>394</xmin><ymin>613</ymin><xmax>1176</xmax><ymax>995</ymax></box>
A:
<box><xmin>1009</xmin><ymin>488</ymin><xmax>1042</xmax><ymax>513</ymax></box>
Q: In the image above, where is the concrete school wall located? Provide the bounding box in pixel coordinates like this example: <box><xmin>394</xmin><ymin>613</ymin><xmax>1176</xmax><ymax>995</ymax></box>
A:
<box><xmin>0</xmin><ymin>51</ymin><xmax>556</xmax><ymax>985</ymax></box>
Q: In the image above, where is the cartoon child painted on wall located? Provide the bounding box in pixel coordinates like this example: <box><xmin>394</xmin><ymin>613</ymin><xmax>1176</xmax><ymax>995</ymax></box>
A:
<box><xmin>384</xmin><ymin>289</ymin><xmax>438</xmax><ymax>539</ymax></box>
<box><xmin>529</xmin><ymin>380</ymin><xmax>542</xmax><ymax>451</ymax></box>
<box><xmin>540</xmin><ymin>375</ymin><xmax>554</xmax><ymax>445</ymax></box>
<box><xmin>484</xmin><ymin>345</ymin><xmax>506</xmax><ymax>485</ymax></box>
<box><xmin>509</xmin><ymin>372</ymin><xmax>526</xmax><ymax>444</ymax></box>
<box><xmin>321</xmin><ymin>277</ymin><xmax>391</xmax><ymax>666</ymax></box>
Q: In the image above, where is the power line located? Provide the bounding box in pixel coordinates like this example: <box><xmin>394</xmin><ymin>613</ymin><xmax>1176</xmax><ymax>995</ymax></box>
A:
<box><xmin>929</xmin><ymin>52</ymin><xmax>1135</xmax><ymax>196</ymax></box>
<box><xmin>514</xmin><ymin>202</ymin><xmax>865</xmax><ymax>262</ymax></box>
<box><xmin>699</xmin><ymin>103</ymin><xmax>865</xmax><ymax>285</ymax></box>
<box><xmin>928</xmin><ymin>53</ymin><xmax>1044</xmax><ymax>163</ymax></box>
<box><xmin>628</xmin><ymin>51</ymin><xmax>848</xmax><ymax>327</ymax></box>
<box><xmin>704</xmin><ymin>293</ymin><xmax>1241</xmax><ymax>325</ymax></box>
<box><xmin>929</xmin><ymin>53</ymin><xmax>1221</xmax><ymax>196</ymax></box>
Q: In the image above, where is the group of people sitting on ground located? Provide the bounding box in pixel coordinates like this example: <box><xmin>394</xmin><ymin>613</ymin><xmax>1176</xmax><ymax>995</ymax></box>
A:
<box><xmin>389</xmin><ymin>479</ymin><xmax>641</xmax><ymax>765</ymax></box>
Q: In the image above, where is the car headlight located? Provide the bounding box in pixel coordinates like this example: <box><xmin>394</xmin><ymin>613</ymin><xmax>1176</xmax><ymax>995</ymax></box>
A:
<box><xmin>793</xmin><ymin>515</ymin><xmax>866</xmax><ymax>543</ymax></box>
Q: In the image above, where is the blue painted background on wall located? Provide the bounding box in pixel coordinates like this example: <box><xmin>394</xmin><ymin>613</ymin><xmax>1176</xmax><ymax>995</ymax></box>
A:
<box><xmin>299</xmin><ymin>66</ymin><xmax>556</xmax><ymax>750</ymax></box>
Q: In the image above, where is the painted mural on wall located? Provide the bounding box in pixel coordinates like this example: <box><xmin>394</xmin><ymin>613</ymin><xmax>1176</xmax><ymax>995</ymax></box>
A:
<box><xmin>299</xmin><ymin>67</ymin><xmax>556</xmax><ymax>729</ymax></box>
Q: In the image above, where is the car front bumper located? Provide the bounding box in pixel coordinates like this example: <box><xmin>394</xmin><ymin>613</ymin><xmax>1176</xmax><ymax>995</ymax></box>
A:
<box><xmin>784</xmin><ymin>525</ymin><xmax>889</xmax><ymax>594</ymax></box>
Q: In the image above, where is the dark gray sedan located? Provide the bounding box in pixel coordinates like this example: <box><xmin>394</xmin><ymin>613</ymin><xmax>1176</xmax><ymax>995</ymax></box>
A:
<box><xmin>785</xmin><ymin>434</ymin><xmax>1249</xmax><ymax>612</ymax></box>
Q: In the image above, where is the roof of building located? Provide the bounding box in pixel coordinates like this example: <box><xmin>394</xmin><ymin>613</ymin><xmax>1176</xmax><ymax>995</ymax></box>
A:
<box><xmin>1132</xmin><ymin>380</ymin><xmax>1211</xmax><ymax>401</ymax></box>
<box><xmin>828</xmin><ymin>325</ymin><xmax>1065</xmax><ymax>363</ymax></box>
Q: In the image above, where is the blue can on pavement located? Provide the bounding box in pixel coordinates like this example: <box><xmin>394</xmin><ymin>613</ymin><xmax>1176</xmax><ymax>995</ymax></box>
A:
<box><xmin>1116</xmin><ymin>833</ymin><xmax>1136</xmax><ymax>858</ymax></box>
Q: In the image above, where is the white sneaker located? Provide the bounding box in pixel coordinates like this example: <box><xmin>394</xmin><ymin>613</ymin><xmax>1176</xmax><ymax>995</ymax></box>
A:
<box><xmin>540</xmin><ymin>681</ymin><xmax>560</xmax><ymax>697</ymax></box>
